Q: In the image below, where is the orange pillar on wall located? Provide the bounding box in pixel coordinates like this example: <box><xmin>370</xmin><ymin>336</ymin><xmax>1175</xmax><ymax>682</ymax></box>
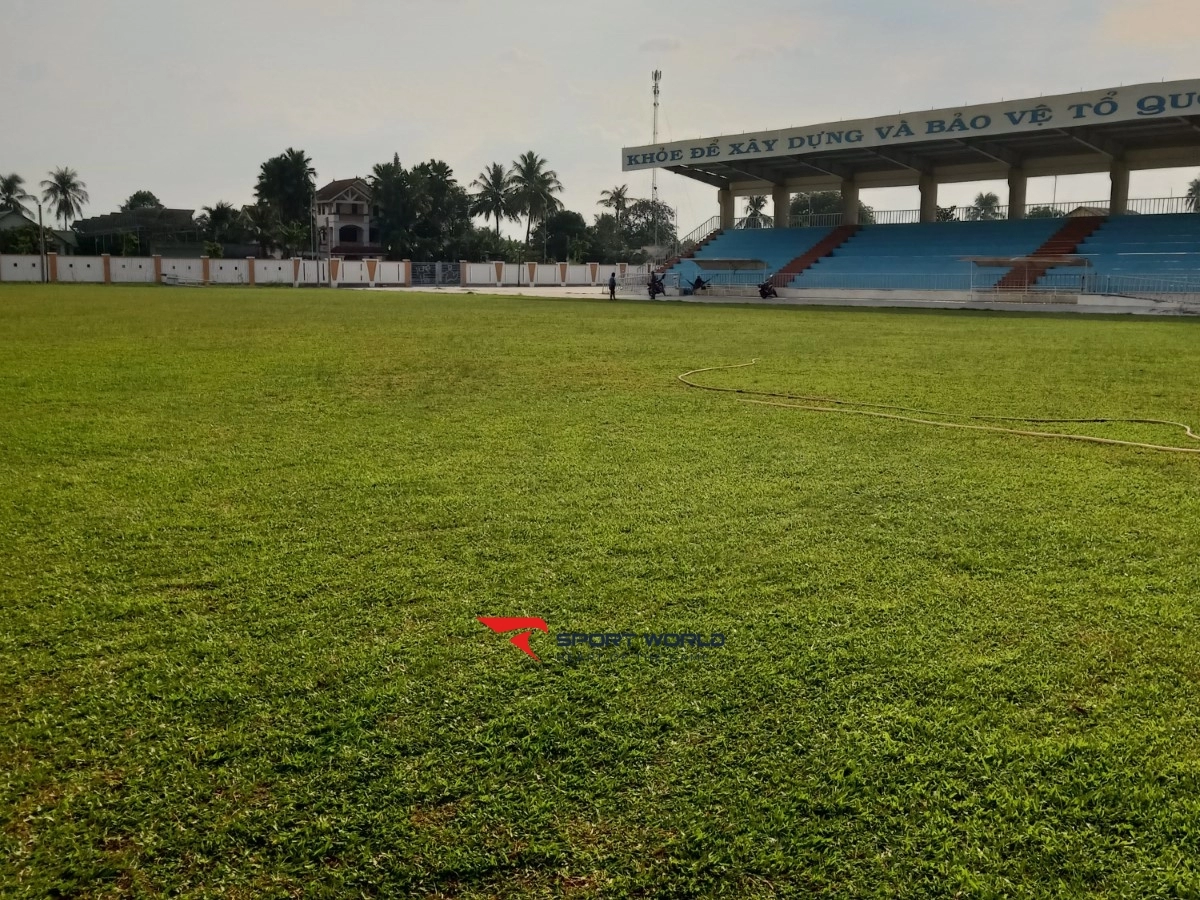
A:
<box><xmin>101</xmin><ymin>254</ymin><xmax>111</xmax><ymax>284</ymax></box>
<box><xmin>460</xmin><ymin>260</ymin><xmax>469</xmax><ymax>287</ymax></box>
<box><xmin>292</xmin><ymin>258</ymin><xmax>301</xmax><ymax>287</ymax></box>
<box><xmin>402</xmin><ymin>259</ymin><xmax>411</xmax><ymax>287</ymax></box>
<box><xmin>558</xmin><ymin>262</ymin><xmax>568</xmax><ymax>285</ymax></box>
<box><xmin>246</xmin><ymin>257</ymin><xmax>256</xmax><ymax>286</ymax></box>
<box><xmin>48</xmin><ymin>253</ymin><xmax>59</xmax><ymax>282</ymax></box>
<box><xmin>152</xmin><ymin>255</ymin><xmax>162</xmax><ymax>284</ymax></box>
<box><xmin>201</xmin><ymin>256</ymin><xmax>210</xmax><ymax>284</ymax></box>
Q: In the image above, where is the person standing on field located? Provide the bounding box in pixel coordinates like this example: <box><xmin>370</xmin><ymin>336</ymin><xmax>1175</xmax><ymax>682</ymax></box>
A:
<box><xmin>608</xmin><ymin>272</ymin><xmax>617</xmax><ymax>300</ymax></box>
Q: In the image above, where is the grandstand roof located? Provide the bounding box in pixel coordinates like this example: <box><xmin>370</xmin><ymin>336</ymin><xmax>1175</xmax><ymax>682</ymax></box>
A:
<box><xmin>624</xmin><ymin>79</ymin><xmax>1200</xmax><ymax>192</ymax></box>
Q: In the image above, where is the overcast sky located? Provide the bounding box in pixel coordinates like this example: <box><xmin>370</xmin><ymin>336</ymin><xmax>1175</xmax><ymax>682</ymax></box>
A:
<box><xmin>3</xmin><ymin>0</ymin><xmax>1198</xmax><ymax>234</ymax></box>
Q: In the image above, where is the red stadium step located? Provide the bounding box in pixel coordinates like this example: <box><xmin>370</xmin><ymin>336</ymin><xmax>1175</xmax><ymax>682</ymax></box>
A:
<box><xmin>993</xmin><ymin>216</ymin><xmax>1106</xmax><ymax>291</ymax></box>
<box><xmin>777</xmin><ymin>224</ymin><xmax>860</xmax><ymax>277</ymax></box>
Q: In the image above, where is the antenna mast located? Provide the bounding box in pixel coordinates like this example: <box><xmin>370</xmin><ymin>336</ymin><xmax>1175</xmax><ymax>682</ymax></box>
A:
<box><xmin>652</xmin><ymin>70</ymin><xmax>662</xmax><ymax>251</ymax></box>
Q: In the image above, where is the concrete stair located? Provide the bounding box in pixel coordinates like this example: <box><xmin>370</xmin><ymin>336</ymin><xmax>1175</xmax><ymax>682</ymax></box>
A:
<box><xmin>657</xmin><ymin>229</ymin><xmax>724</xmax><ymax>274</ymax></box>
<box><xmin>993</xmin><ymin>216</ymin><xmax>1106</xmax><ymax>290</ymax></box>
<box><xmin>777</xmin><ymin>224</ymin><xmax>860</xmax><ymax>278</ymax></box>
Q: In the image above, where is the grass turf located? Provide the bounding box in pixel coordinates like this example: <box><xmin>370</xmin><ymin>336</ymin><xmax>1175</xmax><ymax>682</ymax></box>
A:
<box><xmin>3</xmin><ymin>284</ymin><xmax>1200</xmax><ymax>898</ymax></box>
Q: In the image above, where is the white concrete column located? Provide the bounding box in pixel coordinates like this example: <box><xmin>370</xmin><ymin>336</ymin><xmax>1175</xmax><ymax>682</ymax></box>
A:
<box><xmin>1109</xmin><ymin>160</ymin><xmax>1130</xmax><ymax>216</ymax></box>
<box><xmin>1008</xmin><ymin>169</ymin><xmax>1028</xmax><ymax>219</ymax></box>
<box><xmin>840</xmin><ymin>179</ymin><xmax>859</xmax><ymax>226</ymax></box>
<box><xmin>919</xmin><ymin>175</ymin><xmax>939</xmax><ymax>223</ymax></box>
<box><xmin>718</xmin><ymin>188</ymin><xmax>735</xmax><ymax>230</ymax></box>
<box><xmin>771</xmin><ymin>184</ymin><xmax>791</xmax><ymax>228</ymax></box>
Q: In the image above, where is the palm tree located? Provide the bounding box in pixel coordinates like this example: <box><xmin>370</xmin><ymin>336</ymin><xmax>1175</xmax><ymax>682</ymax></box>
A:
<box><xmin>200</xmin><ymin>201</ymin><xmax>243</xmax><ymax>243</ymax></box>
<box><xmin>1186</xmin><ymin>177</ymin><xmax>1200</xmax><ymax>213</ymax></box>
<box><xmin>742</xmin><ymin>195</ymin><xmax>772</xmax><ymax>228</ymax></box>
<box><xmin>255</xmin><ymin>148</ymin><xmax>315</xmax><ymax>226</ymax></box>
<box><xmin>509</xmin><ymin>152</ymin><xmax>563</xmax><ymax>260</ymax></box>
<box><xmin>967</xmin><ymin>192</ymin><xmax>1002</xmax><ymax>221</ymax></box>
<box><xmin>1</xmin><ymin>174</ymin><xmax>31</xmax><ymax>214</ymax></box>
<box><xmin>40</xmin><ymin>167</ymin><xmax>89</xmax><ymax>227</ymax></box>
<box><xmin>470</xmin><ymin>163</ymin><xmax>516</xmax><ymax>237</ymax></box>
<box><xmin>598</xmin><ymin>184</ymin><xmax>630</xmax><ymax>226</ymax></box>
<box><xmin>242</xmin><ymin>202</ymin><xmax>280</xmax><ymax>258</ymax></box>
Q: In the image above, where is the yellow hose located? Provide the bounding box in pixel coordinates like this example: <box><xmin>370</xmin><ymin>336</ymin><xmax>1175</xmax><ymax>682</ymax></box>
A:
<box><xmin>678</xmin><ymin>359</ymin><xmax>1200</xmax><ymax>455</ymax></box>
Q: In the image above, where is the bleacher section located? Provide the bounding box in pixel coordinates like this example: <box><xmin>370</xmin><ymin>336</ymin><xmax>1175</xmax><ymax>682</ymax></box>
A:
<box><xmin>1041</xmin><ymin>214</ymin><xmax>1200</xmax><ymax>287</ymax></box>
<box><xmin>789</xmin><ymin>220</ymin><xmax>1064</xmax><ymax>291</ymax></box>
<box><xmin>665</xmin><ymin>215</ymin><xmax>1200</xmax><ymax>295</ymax></box>
<box><xmin>669</xmin><ymin>227</ymin><xmax>834</xmax><ymax>284</ymax></box>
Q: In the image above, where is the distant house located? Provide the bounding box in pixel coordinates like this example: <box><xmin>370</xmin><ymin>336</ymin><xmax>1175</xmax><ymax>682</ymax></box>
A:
<box><xmin>315</xmin><ymin>178</ymin><xmax>382</xmax><ymax>259</ymax></box>
<box><xmin>0</xmin><ymin>208</ymin><xmax>76</xmax><ymax>253</ymax></box>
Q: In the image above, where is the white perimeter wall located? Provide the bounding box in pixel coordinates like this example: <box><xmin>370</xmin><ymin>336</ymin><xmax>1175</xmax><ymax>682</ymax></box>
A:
<box><xmin>0</xmin><ymin>254</ymin><xmax>631</xmax><ymax>288</ymax></box>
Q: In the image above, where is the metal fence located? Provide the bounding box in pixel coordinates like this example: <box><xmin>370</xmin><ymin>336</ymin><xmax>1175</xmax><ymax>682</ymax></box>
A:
<box><xmin>410</xmin><ymin>262</ymin><xmax>461</xmax><ymax>286</ymax></box>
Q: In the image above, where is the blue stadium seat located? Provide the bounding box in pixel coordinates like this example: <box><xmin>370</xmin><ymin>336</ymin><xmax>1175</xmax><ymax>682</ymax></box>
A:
<box><xmin>668</xmin><ymin>227</ymin><xmax>833</xmax><ymax>284</ymax></box>
<box><xmin>1040</xmin><ymin>214</ymin><xmax>1200</xmax><ymax>290</ymax></box>
<box><xmin>789</xmin><ymin>219</ymin><xmax>1063</xmax><ymax>291</ymax></box>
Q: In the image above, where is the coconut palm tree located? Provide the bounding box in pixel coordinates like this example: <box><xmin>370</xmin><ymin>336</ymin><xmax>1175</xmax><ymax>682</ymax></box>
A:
<box><xmin>242</xmin><ymin>201</ymin><xmax>280</xmax><ymax>258</ymax></box>
<box><xmin>598</xmin><ymin>184</ymin><xmax>630</xmax><ymax>226</ymax></box>
<box><xmin>742</xmin><ymin>195</ymin><xmax>772</xmax><ymax>228</ymax></box>
<box><xmin>470</xmin><ymin>163</ymin><xmax>517</xmax><ymax>237</ymax></box>
<box><xmin>1</xmin><ymin>173</ymin><xmax>31</xmax><ymax>214</ymax></box>
<box><xmin>40</xmin><ymin>167</ymin><xmax>89</xmax><ymax>227</ymax></box>
<box><xmin>509</xmin><ymin>152</ymin><xmax>563</xmax><ymax>259</ymax></box>
<box><xmin>967</xmin><ymin>191</ymin><xmax>1002</xmax><ymax>221</ymax></box>
<box><xmin>1186</xmin><ymin>177</ymin><xmax>1200</xmax><ymax>213</ymax></box>
<box><xmin>200</xmin><ymin>201</ymin><xmax>243</xmax><ymax>243</ymax></box>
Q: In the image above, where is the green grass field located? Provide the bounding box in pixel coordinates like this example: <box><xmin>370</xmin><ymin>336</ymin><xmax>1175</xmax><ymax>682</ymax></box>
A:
<box><xmin>4</xmin><ymin>284</ymin><xmax>1200</xmax><ymax>898</ymax></box>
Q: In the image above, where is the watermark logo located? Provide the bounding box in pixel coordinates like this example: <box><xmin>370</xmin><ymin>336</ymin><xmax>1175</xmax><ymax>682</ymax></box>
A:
<box><xmin>476</xmin><ymin>616</ymin><xmax>550</xmax><ymax>661</ymax></box>
<box><xmin>477</xmin><ymin>617</ymin><xmax>725</xmax><ymax>664</ymax></box>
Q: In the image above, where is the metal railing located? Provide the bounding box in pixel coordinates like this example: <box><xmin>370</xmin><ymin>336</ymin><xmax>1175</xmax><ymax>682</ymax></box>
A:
<box><xmin>777</xmin><ymin>271</ymin><xmax>975</xmax><ymax>292</ymax></box>
<box><xmin>679</xmin><ymin>196</ymin><xmax>1199</xmax><ymax>239</ymax></box>
<box><xmin>678</xmin><ymin>216</ymin><xmax>721</xmax><ymax>249</ymax></box>
<box><xmin>787</xmin><ymin>213</ymin><xmax>844</xmax><ymax>228</ymax></box>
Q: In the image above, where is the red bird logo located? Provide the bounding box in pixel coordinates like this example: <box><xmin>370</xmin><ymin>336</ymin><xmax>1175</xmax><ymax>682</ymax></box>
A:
<box><xmin>477</xmin><ymin>617</ymin><xmax>549</xmax><ymax>661</ymax></box>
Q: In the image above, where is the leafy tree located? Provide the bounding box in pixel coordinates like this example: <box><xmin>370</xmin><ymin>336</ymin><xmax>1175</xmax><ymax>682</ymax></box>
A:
<box><xmin>967</xmin><ymin>192</ymin><xmax>1002</xmax><ymax>221</ymax></box>
<box><xmin>255</xmin><ymin>148</ymin><xmax>315</xmax><ymax>239</ymax></box>
<box><xmin>1187</xmin><ymin>177</ymin><xmax>1200</xmax><ymax>213</ymax></box>
<box><xmin>203</xmin><ymin>241</ymin><xmax>225</xmax><ymax>259</ymax></box>
<box><xmin>40</xmin><ymin>167</ymin><xmax>89</xmax><ymax>227</ymax></box>
<box><xmin>0</xmin><ymin>224</ymin><xmax>51</xmax><ymax>254</ymax></box>
<box><xmin>622</xmin><ymin>198</ymin><xmax>676</xmax><ymax>250</ymax></box>
<box><xmin>789</xmin><ymin>191</ymin><xmax>875</xmax><ymax>225</ymax></box>
<box><xmin>278</xmin><ymin>221</ymin><xmax>309</xmax><ymax>257</ymax></box>
<box><xmin>470</xmin><ymin>163</ymin><xmax>517</xmax><ymax>236</ymax></box>
<box><xmin>121</xmin><ymin>190</ymin><xmax>163</xmax><ymax>211</ymax></box>
<box><xmin>530</xmin><ymin>209</ymin><xmax>589</xmax><ymax>262</ymax></box>
<box><xmin>740</xmin><ymin>195</ymin><xmax>772</xmax><ymax>229</ymax></box>
<box><xmin>509</xmin><ymin>152</ymin><xmax>563</xmax><ymax>261</ymax></box>
<box><xmin>1</xmin><ymin>173</ymin><xmax>31</xmax><ymax>214</ymax></box>
<box><xmin>936</xmin><ymin>205</ymin><xmax>959</xmax><ymax>222</ymax></box>
<box><xmin>371</xmin><ymin>155</ymin><xmax>417</xmax><ymax>259</ymax></box>
<box><xmin>598</xmin><ymin>184</ymin><xmax>630</xmax><ymax>226</ymax></box>
<box><xmin>1026</xmin><ymin>205</ymin><xmax>1065</xmax><ymax>219</ymax></box>
<box><xmin>457</xmin><ymin>225</ymin><xmax>522</xmax><ymax>263</ymax></box>
<box><xmin>586</xmin><ymin>213</ymin><xmax>627</xmax><ymax>264</ymax></box>
<box><xmin>120</xmin><ymin>233</ymin><xmax>141</xmax><ymax>256</ymax></box>
<box><xmin>410</xmin><ymin>160</ymin><xmax>471</xmax><ymax>260</ymax></box>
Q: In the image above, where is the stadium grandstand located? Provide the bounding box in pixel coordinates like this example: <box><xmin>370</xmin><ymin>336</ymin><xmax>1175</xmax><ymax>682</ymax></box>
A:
<box><xmin>625</xmin><ymin>80</ymin><xmax>1200</xmax><ymax>304</ymax></box>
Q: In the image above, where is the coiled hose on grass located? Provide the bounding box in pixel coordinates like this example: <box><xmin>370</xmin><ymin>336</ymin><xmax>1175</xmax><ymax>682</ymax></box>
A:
<box><xmin>678</xmin><ymin>359</ymin><xmax>1200</xmax><ymax>455</ymax></box>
